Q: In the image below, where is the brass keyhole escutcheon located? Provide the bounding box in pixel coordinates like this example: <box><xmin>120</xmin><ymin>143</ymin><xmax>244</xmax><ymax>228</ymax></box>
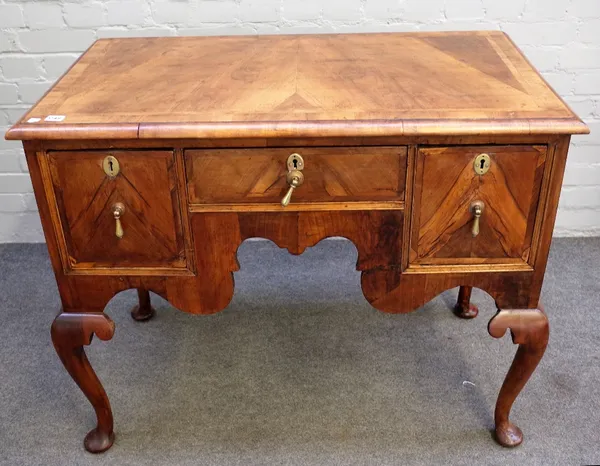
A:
<box><xmin>103</xmin><ymin>155</ymin><xmax>120</xmax><ymax>178</ymax></box>
<box><xmin>473</xmin><ymin>153</ymin><xmax>491</xmax><ymax>176</ymax></box>
<box><xmin>286</xmin><ymin>153</ymin><xmax>304</xmax><ymax>172</ymax></box>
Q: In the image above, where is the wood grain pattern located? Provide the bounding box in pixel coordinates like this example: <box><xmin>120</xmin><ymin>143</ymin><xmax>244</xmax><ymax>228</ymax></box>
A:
<box><xmin>47</xmin><ymin>150</ymin><xmax>188</xmax><ymax>270</ymax></box>
<box><xmin>26</xmin><ymin>140</ymin><xmax>573</xmax><ymax>316</ymax></box>
<box><xmin>361</xmin><ymin>267</ymin><xmax>536</xmax><ymax>313</ymax></box>
<box><xmin>188</xmin><ymin>201</ymin><xmax>404</xmax><ymax>213</ymax></box>
<box><xmin>36</xmin><ymin>210</ymin><xmax>402</xmax><ymax>314</ymax></box>
<box><xmin>183</xmin><ymin>210</ymin><xmax>404</xmax><ymax>314</ymax></box>
<box><xmin>186</xmin><ymin>146</ymin><xmax>406</xmax><ymax>204</ymax></box>
<box><xmin>412</xmin><ymin>145</ymin><xmax>546</xmax><ymax>265</ymax></box>
<box><xmin>529</xmin><ymin>136</ymin><xmax>572</xmax><ymax>301</ymax></box>
<box><xmin>19</xmin><ymin>134</ymin><xmax>565</xmax><ymax>151</ymax></box>
<box><xmin>5</xmin><ymin>32</ymin><xmax>588</xmax><ymax>141</ymax></box>
<box><xmin>360</xmin><ymin>134</ymin><xmax>572</xmax><ymax>315</ymax></box>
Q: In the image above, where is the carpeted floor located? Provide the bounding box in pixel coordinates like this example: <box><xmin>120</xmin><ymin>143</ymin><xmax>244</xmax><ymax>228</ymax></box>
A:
<box><xmin>0</xmin><ymin>238</ymin><xmax>599</xmax><ymax>466</ymax></box>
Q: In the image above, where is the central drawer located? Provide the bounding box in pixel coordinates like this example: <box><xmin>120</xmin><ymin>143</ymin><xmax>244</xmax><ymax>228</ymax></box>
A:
<box><xmin>185</xmin><ymin>147</ymin><xmax>407</xmax><ymax>205</ymax></box>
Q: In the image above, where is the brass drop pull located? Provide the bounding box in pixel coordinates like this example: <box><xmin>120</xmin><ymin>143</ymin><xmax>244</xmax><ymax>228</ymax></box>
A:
<box><xmin>281</xmin><ymin>171</ymin><xmax>304</xmax><ymax>207</ymax></box>
<box><xmin>281</xmin><ymin>153</ymin><xmax>305</xmax><ymax>207</ymax></box>
<box><xmin>470</xmin><ymin>201</ymin><xmax>485</xmax><ymax>237</ymax></box>
<box><xmin>112</xmin><ymin>202</ymin><xmax>125</xmax><ymax>239</ymax></box>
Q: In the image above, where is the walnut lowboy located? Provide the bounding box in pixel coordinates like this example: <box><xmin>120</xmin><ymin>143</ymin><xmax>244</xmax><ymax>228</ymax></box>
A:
<box><xmin>5</xmin><ymin>32</ymin><xmax>588</xmax><ymax>453</ymax></box>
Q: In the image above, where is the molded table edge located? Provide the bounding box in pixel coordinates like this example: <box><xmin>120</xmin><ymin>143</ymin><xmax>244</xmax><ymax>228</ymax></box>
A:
<box><xmin>4</xmin><ymin>118</ymin><xmax>589</xmax><ymax>141</ymax></box>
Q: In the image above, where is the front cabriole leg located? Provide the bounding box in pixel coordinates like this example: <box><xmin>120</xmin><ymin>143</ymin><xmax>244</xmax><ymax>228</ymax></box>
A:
<box><xmin>488</xmin><ymin>306</ymin><xmax>549</xmax><ymax>447</ymax></box>
<box><xmin>51</xmin><ymin>312</ymin><xmax>116</xmax><ymax>453</ymax></box>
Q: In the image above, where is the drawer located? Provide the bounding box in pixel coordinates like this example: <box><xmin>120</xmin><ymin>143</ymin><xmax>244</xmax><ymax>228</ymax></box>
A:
<box><xmin>47</xmin><ymin>150</ymin><xmax>187</xmax><ymax>270</ymax></box>
<box><xmin>185</xmin><ymin>147</ymin><xmax>407</xmax><ymax>205</ymax></box>
<box><xmin>411</xmin><ymin>145</ymin><xmax>547</xmax><ymax>265</ymax></box>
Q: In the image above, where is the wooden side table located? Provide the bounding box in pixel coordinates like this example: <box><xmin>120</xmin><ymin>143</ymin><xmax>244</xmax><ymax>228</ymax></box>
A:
<box><xmin>5</xmin><ymin>32</ymin><xmax>588</xmax><ymax>453</ymax></box>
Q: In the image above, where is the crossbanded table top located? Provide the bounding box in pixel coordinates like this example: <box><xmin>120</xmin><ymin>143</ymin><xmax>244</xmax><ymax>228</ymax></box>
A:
<box><xmin>6</xmin><ymin>31</ymin><xmax>588</xmax><ymax>140</ymax></box>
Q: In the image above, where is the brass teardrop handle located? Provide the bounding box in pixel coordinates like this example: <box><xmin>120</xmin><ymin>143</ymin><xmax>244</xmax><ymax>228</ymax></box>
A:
<box><xmin>281</xmin><ymin>153</ymin><xmax>305</xmax><ymax>207</ymax></box>
<box><xmin>112</xmin><ymin>202</ymin><xmax>125</xmax><ymax>239</ymax></box>
<box><xmin>281</xmin><ymin>170</ymin><xmax>304</xmax><ymax>207</ymax></box>
<box><xmin>470</xmin><ymin>201</ymin><xmax>485</xmax><ymax>237</ymax></box>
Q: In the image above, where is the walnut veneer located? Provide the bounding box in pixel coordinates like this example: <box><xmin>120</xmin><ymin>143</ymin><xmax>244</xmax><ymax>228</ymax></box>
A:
<box><xmin>5</xmin><ymin>31</ymin><xmax>588</xmax><ymax>453</ymax></box>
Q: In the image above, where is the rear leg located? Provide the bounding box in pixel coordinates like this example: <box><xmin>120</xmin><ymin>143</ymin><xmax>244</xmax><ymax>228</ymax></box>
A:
<box><xmin>130</xmin><ymin>289</ymin><xmax>156</xmax><ymax>322</ymax></box>
<box><xmin>453</xmin><ymin>286</ymin><xmax>479</xmax><ymax>319</ymax></box>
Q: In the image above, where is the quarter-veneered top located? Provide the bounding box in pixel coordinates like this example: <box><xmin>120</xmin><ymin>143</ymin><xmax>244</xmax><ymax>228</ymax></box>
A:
<box><xmin>5</xmin><ymin>31</ymin><xmax>589</xmax><ymax>140</ymax></box>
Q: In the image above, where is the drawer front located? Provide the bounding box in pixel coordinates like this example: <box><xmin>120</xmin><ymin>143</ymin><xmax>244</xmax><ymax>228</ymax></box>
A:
<box><xmin>48</xmin><ymin>150</ymin><xmax>187</xmax><ymax>270</ymax></box>
<box><xmin>411</xmin><ymin>145</ymin><xmax>547</xmax><ymax>265</ymax></box>
<box><xmin>185</xmin><ymin>147</ymin><xmax>407</xmax><ymax>205</ymax></box>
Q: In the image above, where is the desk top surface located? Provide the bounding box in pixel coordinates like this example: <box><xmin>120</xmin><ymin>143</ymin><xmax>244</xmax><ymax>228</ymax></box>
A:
<box><xmin>6</xmin><ymin>31</ymin><xmax>588</xmax><ymax>140</ymax></box>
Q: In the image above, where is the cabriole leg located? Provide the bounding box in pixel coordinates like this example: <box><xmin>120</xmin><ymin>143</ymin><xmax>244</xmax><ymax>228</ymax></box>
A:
<box><xmin>488</xmin><ymin>306</ymin><xmax>549</xmax><ymax>447</ymax></box>
<box><xmin>51</xmin><ymin>312</ymin><xmax>116</xmax><ymax>453</ymax></box>
<box><xmin>453</xmin><ymin>285</ymin><xmax>479</xmax><ymax>319</ymax></box>
<box><xmin>130</xmin><ymin>289</ymin><xmax>155</xmax><ymax>321</ymax></box>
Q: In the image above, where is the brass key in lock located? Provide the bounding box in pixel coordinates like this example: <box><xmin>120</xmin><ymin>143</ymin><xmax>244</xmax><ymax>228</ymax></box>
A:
<box><xmin>112</xmin><ymin>202</ymin><xmax>125</xmax><ymax>239</ymax></box>
<box><xmin>281</xmin><ymin>153</ymin><xmax>305</xmax><ymax>207</ymax></box>
<box><xmin>470</xmin><ymin>201</ymin><xmax>485</xmax><ymax>237</ymax></box>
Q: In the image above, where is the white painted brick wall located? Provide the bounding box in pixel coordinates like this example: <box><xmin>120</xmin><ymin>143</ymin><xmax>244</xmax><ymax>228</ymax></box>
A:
<box><xmin>0</xmin><ymin>0</ymin><xmax>598</xmax><ymax>242</ymax></box>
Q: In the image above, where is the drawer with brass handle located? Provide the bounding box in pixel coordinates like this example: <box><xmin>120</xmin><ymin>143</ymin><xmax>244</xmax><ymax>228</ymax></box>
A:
<box><xmin>410</xmin><ymin>145</ymin><xmax>548</xmax><ymax>266</ymax></box>
<box><xmin>185</xmin><ymin>147</ymin><xmax>408</xmax><ymax>207</ymax></box>
<box><xmin>46</xmin><ymin>150</ymin><xmax>188</xmax><ymax>270</ymax></box>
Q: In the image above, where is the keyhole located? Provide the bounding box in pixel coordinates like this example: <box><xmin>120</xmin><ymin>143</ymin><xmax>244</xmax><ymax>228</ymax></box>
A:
<box><xmin>108</xmin><ymin>160</ymin><xmax>114</xmax><ymax>173</ymax></box>
<box><xmin>293</xmin><ymin>158</ymin><xmax>298</xmax><ymax>169</ymax></box>
<box><xmin>480</xmin><ymin>159</ymin><xmax>486</xmax><ymax>170</ymax></box>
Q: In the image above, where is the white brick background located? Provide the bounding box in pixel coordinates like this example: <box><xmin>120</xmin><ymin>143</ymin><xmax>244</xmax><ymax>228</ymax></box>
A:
<box><xmin>0</xmin><ymin>0</ymin><xmax>599</xmax><ymax>242</ymax></box>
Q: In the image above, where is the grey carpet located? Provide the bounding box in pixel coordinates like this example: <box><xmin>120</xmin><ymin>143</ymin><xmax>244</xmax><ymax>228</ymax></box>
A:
<box><xmin>0</xmin><ymin>238</ymin><xmax>599</xmax><ymax>466</ymax></box>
